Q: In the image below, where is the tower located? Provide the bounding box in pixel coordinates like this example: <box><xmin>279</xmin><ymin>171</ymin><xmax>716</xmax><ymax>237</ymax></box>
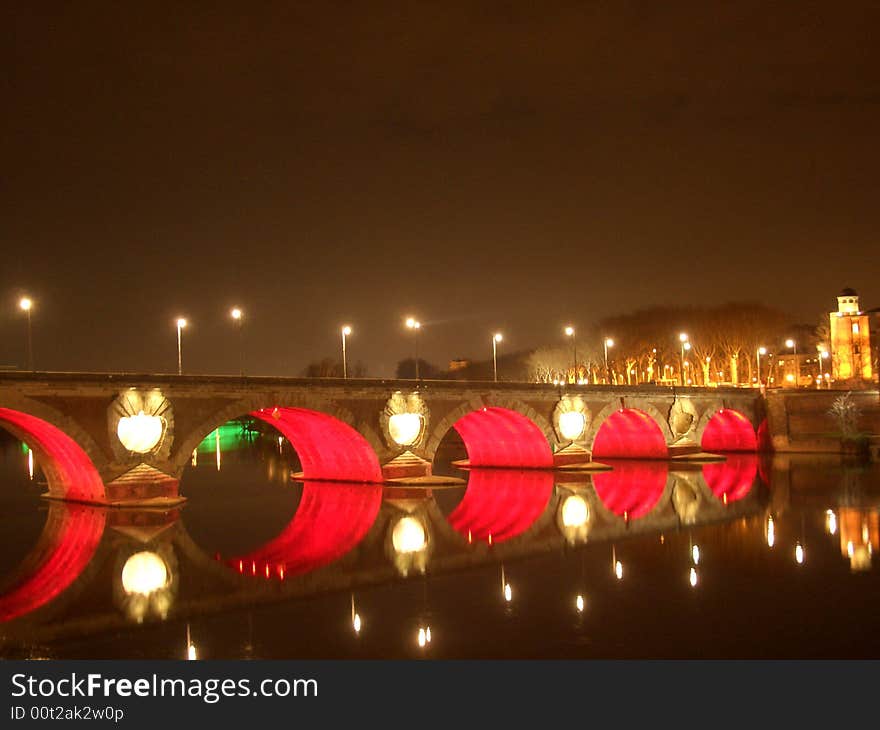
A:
<box><xmin>829</xmin><ymin>288</ymin><xmax>873</xmax><ymax>383</ymax></box>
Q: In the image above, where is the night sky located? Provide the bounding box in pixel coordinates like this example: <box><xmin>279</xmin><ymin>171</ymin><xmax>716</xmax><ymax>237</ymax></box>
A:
<box><xmin>2</xmin><ymin>2</ymin><xmax>878</xmax><ymax>377</ymax></box>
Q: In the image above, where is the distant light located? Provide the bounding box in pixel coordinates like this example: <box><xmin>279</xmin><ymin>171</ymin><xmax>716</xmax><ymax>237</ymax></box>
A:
<box><xmin>766</xmin><ymin>516</ymin><xmax>775</xmax><ymax>547</ymax></box>
<box><xmin>392</xmin><ymin>516</ymin><xmax>426</xmax><ymax>554</ymax></box>
<box><xmin>679</xmin><ymin>332</ymin><xmax>688</xmax><ymax>342</ymax></box>
<box><xmin>342</xmin><ymin>325</ymin><xmax>352</xmax><ymax>336</ymax></box>
<box><xmin>353</xmin><ymin>613</ymin><xmax>362</xmax><ymax>634</ymax></box>
<box><xmin>19</xmin><ymin>297</ymin><xmax>32</xmax><ymax>312</ymax></box>
<box><xmin>826</xmin><ymin>510</ymin><xmax>837</xmax><ymax>535</ymax></box>
<box><xmin>758</xmin><ymin>346</ymin><xmax>767</xmax><ymax>355</ymax></box>
<box><xmin>615</xmin><ymin>561</ymin><xmax>623</xmax><ymax>580</ymax></box>
<box><xmin>683</xmin><ymin>342</ymin><xmax>691</xmax><ymax>351</ymax></box>
<box><xmin>558</xmin><ymin>411</ymin><xmax>587</xmax><ymax>441</ymax></box>
<box><xmin>786</xmin><ymin>374</ymin><xmax>795</xmax><ymax>382</ymax></box>
<box><xmin>795</xmin><ymin>542</ymin><xmax>805</xmax><ymax>565</ymax></box>
<box><xmin>561</xmin><ymin>494</ymin><xmax>589</xmax><ymax>528</ymax></box>
<box><xmin>785</xmin><ymin>339</ymin><xmax>795</xmax><ymax>348</ymax></box>
<box><xmin>689</xmin><ymin>567</ymin><xmax>698</xmax><ymax>587</ymax></box>
<box><xmin>494</xmin><ymin>332</ymin><xmax>503</xmax><ymax>342</ymax></box>
<box><xmin>575</xmin><ymin>594</ymin><xmax>585</xmax><ymax>613</ymax></box>
<box><xmin>231</xmin><ymin>308</ymin><xmax>242</xmax><ymax>320</ymax></box>
<box><xmin>691</xmin><ymin>544</ymin><xmax>700</xmax><ymax>565</ymax></box>
<box><xmin>564</xmin><ymin>326</ymin><xmax>574</xmax><ymax>337</ymax></box>
<box><xmin>820</xmin><ymin>350</ymin><xmax>830</xmax><ymax>359</ymax></box>
<box><xmin>504</xmin><ymin>583</ymin><xmax>512</xmax><ymax>602</ymax></box>
<box><xmin>187</xmin><ymin>644</ymin><xmax>197</xmax><ymax>661</ymax></box>
<box><xmin>176</xmin><ymin>317</ymin><xmax>187</xmax><ymax>328</ymax></box>
<box><xmin>406</xmin><ymin>317</ymin><xmax>420</xmax><ymax>330</ymax></box>
<box><xmin>605</xmin><ymin>338</ymin><xmax>614</xmax><ymax>348</ymax></box>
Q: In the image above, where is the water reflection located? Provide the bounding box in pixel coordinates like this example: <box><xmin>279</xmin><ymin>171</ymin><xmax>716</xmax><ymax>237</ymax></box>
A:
<box><xmin>4</xmin><ymin>427</ymin><xmax>880</xmax><ymax>658</ymax></box>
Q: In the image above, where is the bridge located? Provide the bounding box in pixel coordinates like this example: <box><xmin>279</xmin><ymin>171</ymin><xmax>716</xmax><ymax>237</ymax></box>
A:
<box><xmin>0</xmin><ymin>371</ymin><xmax>767</xmax><ymax>506</ymax></box>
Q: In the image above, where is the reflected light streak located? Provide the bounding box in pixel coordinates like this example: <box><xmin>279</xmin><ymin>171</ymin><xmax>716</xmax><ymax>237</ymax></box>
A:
<box><xmin>795</xmin><ymin>542</ymin><xmax>805</xmax><ymax>565</ymax></box>
<box><xmin>27</xmin><ymin>447</ymin><xmax>34</xmax><ymax>480</ymax></box>
<box><xmin>575</xmin><ymin>594</ymin><xmax>585</xmax><ymax>613</ymax></box>
<box><xmin>689</xmin><ymin>567</ymin><xmax>698</xmax><ymax>587</ymax></box>
<box><xmin>766</xmin><ymin>516</ymin><xmax>775</xmax><ymax>548</ymax></box>
<box><xmin>691</xmin><ymin>544</ymin><xmax>700</xmax><ymax>565</ymax></box>
<box><xmin>826</xmin><ymin>510</ymin><xmax>838</xmax><ymax>536</ymax></box>
<box><xmin>615</xmin><ymin>561</ymin><xmax>623</xmax><ymax>580</ymax></box>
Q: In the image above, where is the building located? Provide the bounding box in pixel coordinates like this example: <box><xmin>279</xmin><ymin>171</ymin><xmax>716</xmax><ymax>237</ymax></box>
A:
<box><xmin>829</xmin><ymin>288</ymin><xmax>873</xmax><ymax>384</ymax></box>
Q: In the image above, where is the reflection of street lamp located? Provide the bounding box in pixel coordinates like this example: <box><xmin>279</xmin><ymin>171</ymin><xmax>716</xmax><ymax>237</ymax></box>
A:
<box><xmin>603</xmin><ymin>338</ymin><xmax>614</xmax><ymax>384</ymax></box>
<box><xmin>231</xmin><ymin>308</ymin><xmax>243</xmax><ymax>376</ymax></box>
<box><xmin>756</xmin><ymin>346</ymin><xmax>767</xmax><ymax>387</ymax></box>
<box><xmin>492</xmin><ymin>333</ymin><xmax>502</xmax><ymax>382</ymax></box>
<box><xmin>565</xmin><ymin>326</ymin><xmax>576</xmax><ymax>383</ymax></box>
<box><xmin>679</xmin><ymin>333</ymin><xmax>690</xmax><ymax>386</ymax></box>
<box><xmin>19</xmin><ymin>297</ymin><xmax>34</xmax><ymax>371</ymax></box>
<box><xmin>341</xmin><ymin>325</ymin><xmax>352</xmax><ymax>379</ymax></box>
<box><xmin>176</xmin><ymin>318</ymin><xmax>187</xmax><ymax>375</ymax></box>
<box><xmin>406</xmin><ymin>317</ymin><xmax>421</xmax><ymax>379</ymax></box>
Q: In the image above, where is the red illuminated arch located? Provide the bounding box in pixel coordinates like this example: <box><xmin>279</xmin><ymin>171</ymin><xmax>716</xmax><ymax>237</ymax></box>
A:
<box><xmin>252</xmin><ymin>407</ymin><xmax>383</xmax><ymax>483</ymax></box>
<box><xmin>592</xmin><ymin>462</ymin><xmax>669</xmax><ymax>519</ymax></box>
<box><xmin>447</xmin><ymin>469</ymin><xmax>554</xmax><ymax>544</ymax></box>
<box><xmin>0</xmin><ymin>503</ymin><xmax>106</xmax><ymax>622</ymax></box>
<box><xmin>228</xmin><ymin>481</ymin><xmax>382</xmax><ymax>579</ymax></box>
<box><xmin>702</xmin><ymin>455</ymin><xmax>758</xmax><ymax>503</ymax></box>
<box><xmin>452</xmin><ymin>407</ymin><xmax>553</xmax><ymax>468</ymax></box>
<box><xmin>0</xmin><ymin>408</ymin><xmax>104</xmax><ymax>503</ymax></box>
<box><xmin>591</xmin><ymin>409</ymin><xmax>668</xmax><ymax>460</ymax></box>
<box><xmin>700</xmin><ymin>409</ymin><xmax>758</xmax><ymax>452</ymax></box>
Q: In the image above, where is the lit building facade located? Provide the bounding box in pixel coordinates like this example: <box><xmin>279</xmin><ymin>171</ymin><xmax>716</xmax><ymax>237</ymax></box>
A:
<box><xmin>829</xmin><ymin>288</ymin><xmax>873</xmax><ymax>383</ymax></box>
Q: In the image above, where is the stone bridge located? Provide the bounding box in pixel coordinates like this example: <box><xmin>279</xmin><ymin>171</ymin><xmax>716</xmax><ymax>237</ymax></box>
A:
<box><xmin>0</xmin><ymin>371</ymin><xmax>767</xmax><ymax>505</ymax></box>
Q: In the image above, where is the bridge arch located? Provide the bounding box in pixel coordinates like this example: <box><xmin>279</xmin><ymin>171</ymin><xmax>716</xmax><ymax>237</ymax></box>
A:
<box><xmin>696</xmin><ymin>407</ymin><xmax>758</xmax><ymax>452</ymax></box>
<box><xmin>0</xmin><ymin>396</ymin><xmax>105</xmax><ymax>503</ymax></box>
<box><xmin>701</xmin><ymin>455</ymin><xmax>758</xmax><ymax>503</ymax></box>
<box><xmin>592</xmin><ymin>462</ymin><xmax>671</xmax><ymax>520</ymax></box>
<box><xmin>173</xmin><ymin>394</ymin><xmax>383</xmax><ymax>483</ymax></box>
<box><xmin>424</xmin><ymin>399</ymin><xmax>554</xmax><ymax>468</ymax></box>
<box><xmin>589</xmin><ymin>404</ymin><xmax>670</xmax><ymax>460</ymax></box>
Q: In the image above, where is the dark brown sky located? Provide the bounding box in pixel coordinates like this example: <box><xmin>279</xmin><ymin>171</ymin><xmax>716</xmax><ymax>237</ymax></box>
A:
<box><xmin>2</xmin><ymin>1</ymin><xmax>878</xmax><ymax>376</ymax></box>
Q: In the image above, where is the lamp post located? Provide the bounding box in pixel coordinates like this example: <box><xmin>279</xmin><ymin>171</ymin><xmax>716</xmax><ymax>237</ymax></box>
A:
<box><xmin>231</xmin><ymin>308</ymin><xmax>243</xmax><ymax>376</ymax></box>
<box><xmin>341</xmin><ymin>325</ymin><xmax>352</xmax><ymax>379</ymax></box>
<box><xmin>176</xmin><ymin>318</ymin><xmax>187</xmax><ymax>375</ymax></box>
<box><xmin>406</xmin><ymin>317</ymin><xmax>421</xmax><ymax>379</ymax></box>
<box><xmin>603</xmin><ymin>338</ymin><xmax>614</xmax><ymax>384</ymax></box>
<box><xmin>565</xmin><ymin>326</ymin><xmax>576</xmax><ymax>384</ymax></box>
<box><xmin>19</xmin><ymin>297</ymin><xmax>34</xmax><ymax>371</ymax></box>
<box><xmin>756</xmin><ymin>346</ymin><xmax>767</xmax><ymax>387</ymax></box>
<box><xmin>818</xmin><ymin>348</ymin><xmax>830</xmax><ymax>388</ymax></box>
<box><xmin>679</xmin><ymin>333</ymin><xmax>689</xmax><ymax>386</ymax></box>
<box><xmin>785</xmin><ymin>338</ymin><xmax>797</xmax><ymax>388</ymax></box>
<box><xmin>492</xmin><ymin>333</ymin><xmax>503</xmax><ymax>382</ymax></box>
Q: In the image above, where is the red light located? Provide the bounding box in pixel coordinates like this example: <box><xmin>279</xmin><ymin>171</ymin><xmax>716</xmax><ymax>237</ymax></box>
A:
<box><xmin>453</xmin><ymin>407</ymin><xmax>553</xmax><ymax>468</ymax></box>
<box><xmin>700</xmin><ymin>409</ymin><xmax>757</xmax><ymax>452</ymax></box>
<box><xmin>591</xmin><ymin>409</ymin><xmax>668</xmax><ymax>459</ymax></box>
<box><xmin>593</xmin><ymin>462</ymin><xmax>668</xmax><ymax>520</ymax></box>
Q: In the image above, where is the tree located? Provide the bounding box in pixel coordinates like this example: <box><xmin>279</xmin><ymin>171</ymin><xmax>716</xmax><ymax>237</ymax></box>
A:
<box><xmin>302</xmin><ymin>358</ymin><xmax>367</xmax><ymax>378</ymax></box>
<box><xmin>395</xmin><ymin>358</ymin><xmax>441</xmax><ymax>379</ymax></box>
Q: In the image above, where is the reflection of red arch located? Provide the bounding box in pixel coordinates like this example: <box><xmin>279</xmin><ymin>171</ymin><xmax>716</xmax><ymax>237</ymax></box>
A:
<box><xmin>0</xmin><ymin>408</ymin><xmax>104</xmax><ymax>503</ymax></box>
<box><xmin>592</xmin><ymin>462</ymin><xmax>668</xmax><ymax>519</ymax></box>
<box><xmin>447</xmin><ymin>469</ymin><xmax>554</xmax><ymax>544</ymax></box>
<box><xmin>0</xmin><ymin>504</ymin><xmax>106</xmax><ymax>622</ymax></box>
<box><xmin>700</xmin><ymin>409</ymin><xmax>757</xmax><ymax>452</ymax></box>
<box><xmin>592</xmin><ymin>409</ymin><xmax>668</xmax><ymax>460</ymax></box>
<box><xmin>702</xmin><ymin>455</ymin><xmax>757</xmax><ymax>503</ymax></box>
<box><xmin>452</xmin><ymin>407</ymin><xmax>553</xmax><ymax>468</ymax></box>
<box><xmin>252</xmin><ymin>407</ymin><xmax>382</xmax><ymax>483</ymax></box>
<box><xmin>228</xmin><ymin>481</ymin><xmax>382</xmax><ymax>579</ymax></box>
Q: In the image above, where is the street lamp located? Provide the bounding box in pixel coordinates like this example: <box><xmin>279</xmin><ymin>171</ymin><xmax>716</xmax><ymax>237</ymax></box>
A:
<box><xmin>603</xmin><ymin>338</ymin><xmax>614</xmax><ymax>384</ymax></box>
<box><xmin>341</xmin><ymin>325</ymin><xmax>352</xmax><ymax>379</ymax></box>
<box><xmin>19</xmin><ymin>297</ymin><xmax>34</xmax><ymax>371</ymax></box>
<box><xmin>564</xmin><ymin>326</ymin><xmax>576</xmax><ymax>383</ymax></box>
<box><xmin>176</xmin><ymin>318</ymin><xmax>187</xmax><ymax>375</ymax></box>
<box><xmin>756</xmin><ymin>346</ymin><xmax>767</xmax><ymax>387</ymax></box>
<box><xmin>406</xmin><ymin>317</ymin><xmax>421</xmax><ymax>379</ymax></box>
<box><xmin>492</xmin><ymin>333</ymin><xmax>503</xmax><ymax>382</ymax></box>
<box><xmin>679</xmin><ymin>333</ymin><xmax>689</xmax><ymax>386</ymax></box>
<box><xmin>231</xmin><ymin>308</ymin><xmax>243</xmax><ymax>376</ymax></box>
<box><xmin>785</xmin><ymin>338</ymin><xmax>797</xmax><ymax>388</ymax></box>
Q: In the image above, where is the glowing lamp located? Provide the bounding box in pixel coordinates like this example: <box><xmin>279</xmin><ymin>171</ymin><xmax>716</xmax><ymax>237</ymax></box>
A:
<box><xmin>121</xmin><ymin>551</ymin><xmax>168</xmax><ymax>596</ymax></box>
<box><xmin>117</xmin><ymin>410</ymin><xmax>164</xmax><ymax>454</ymax></box>
<box><xmin>342</xmin><ymin>325</ymin><xmax>352</xmax><ymax>335</ymax></box>
<box><xmin>785</xmin><ymin>339</ymin><xmax>795</xmax><ymax>348</ymax></box>
<box><xmin>353</xmin><ymin>613</ymin><xmax>362</xmax><ymax>633</ymax></box>
<box><xmin>504</xmin><ymin>583</ymin><xmax>512</xmax><ymax>602</ymax></box>
<box><xmin>564</xmin><ymin>326</ymin><xmax>574</xmax><ymax>336</ymax></box>
<box><xmin>575</xmin><ymin>595</ymin><xmax>585</xmax><ymax>613</ymax></box>
<box><xmin>177</xmin><ymin>318</ymin><xmax>187</xmax><ymax>328</ymax></box>
<box><xmin>418</xmin><ymin>627</ymin><xmax>427</xmax><ymax>647</ymax></box>
<box><xmin>231</xmin><ymin>308</ymin><xmax>242</xmax><ymax>320</ymax></box>
<box><xmin>187</xmin><ymin>644</ymin><xmax>197</xmax><ymax>660</ymax></box>
<box><xmin>558</xmin><ymin>410</ymin><xmax>586</xmax><ymax>441</ymax></box>
<box><xmin>561</xmin><ymin>494</ymin><xmax>589</xmax><ymax>528</ymax></box>
<box><xmin>392</xmin><ymin>516</ymin><xmax>426</xmax><ymax>554</ymax></box>
<box><xmin>615</xmin><ymin>560</ymin><xmax>623</xmax><ymax>580</ymax></box>
<box><xmin>691</xmin><ymin>544</ymin><xmax>700</xmax><ymax>565</ymax></box>
<box><xmin>19</xmin><ymin>297</ymin><xmax>32</xmax><ymax>311</ymax></box>
<box><xmin>689</xmin><ymin>567</ymin><xmax>698</xmax><ymax>587</ymax></box>
<box><xmin>388</xmin><ymin>412</ymin><xmax>423</xmax><ymax>446</ymax></box>
<box><xmin>795</xmin><ymin>543</ymin><xmax>805</xmax><ymax>565</ymax></box>
<box><xmin>494</xmin><ymin>333</ymin><xmax>503</xmax><ymax>342</ymax></box>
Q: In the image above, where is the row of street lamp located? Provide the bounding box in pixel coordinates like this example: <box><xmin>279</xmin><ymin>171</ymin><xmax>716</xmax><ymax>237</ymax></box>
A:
<box><xmin>10</xmin><ymin>296</ymin><xmax>833</xmax><ymax>384</ymax></box>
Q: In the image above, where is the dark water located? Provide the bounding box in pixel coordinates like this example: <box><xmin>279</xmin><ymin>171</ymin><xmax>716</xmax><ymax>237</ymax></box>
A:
<box><xmin>1</xmin><ymin>428</ymin><xmax>879</xmax><ymax>659</ymax></box>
